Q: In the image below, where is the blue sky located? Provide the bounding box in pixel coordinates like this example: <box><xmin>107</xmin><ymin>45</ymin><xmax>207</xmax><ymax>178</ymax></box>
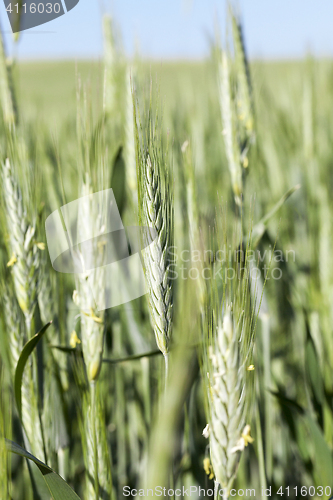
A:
<box><xmin>1</xmin><ymin>0</ymin><xmax>333</xmax><ymax>60</ymax></box>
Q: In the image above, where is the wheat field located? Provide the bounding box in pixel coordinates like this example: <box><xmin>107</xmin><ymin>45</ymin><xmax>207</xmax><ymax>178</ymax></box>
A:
<box><xmin>0</xmin><ymin>8</ymin><xmax>332</xmax><ymax>500</ymax></box>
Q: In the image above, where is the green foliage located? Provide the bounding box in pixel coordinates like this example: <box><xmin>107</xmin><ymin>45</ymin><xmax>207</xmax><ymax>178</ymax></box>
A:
<box><xmin>14</xmin><ymin>322</ymin><xmax>52</xmax><ymax>419</ymax></box>
<box><xmin>0</xmin><ymin>7</ymin><xmax>333</xmax><ymax>500</ymax></box>
<box><xmin>6</xmin><ymin>439</ymin><xmax>81</xmax><ymax>500</ymax></box>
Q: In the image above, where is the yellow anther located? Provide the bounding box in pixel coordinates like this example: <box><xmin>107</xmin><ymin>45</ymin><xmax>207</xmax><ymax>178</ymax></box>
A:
<box><xmin>7</xmin><ymin>253</ymin><xmax>17</xmax><ymax>267</ymax></box>
<box><xmin>81</xmin><ymin>308</ymin><xmax>103</xmax><ymax>324</ymax></box>
<box><xmin>70</xmin><ymin>330</ymin><xmax>81</xmax><ymax>348</ymax></box>
<box><xmin>242</xmin><ymin>425</ymin><xmax>254</xmax><ymax>447</ymax></box>
<box><xmin>203</xmin><ymin>457</ymin><xmax>214</xmax><ymax>480</ymax></box>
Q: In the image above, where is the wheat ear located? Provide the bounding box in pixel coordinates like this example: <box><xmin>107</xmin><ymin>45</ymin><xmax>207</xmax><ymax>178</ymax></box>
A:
<box><xmin>219</xmin><ymin>51</ymin><xmax>243</xmax><ymax>205</ymax></box>
<box><xmin>202</xmin><ymin>219</ymin><xmax>258</xmax><ymax>497</ymax></box>
<box><xmin>205</xmin><ymin>305</ymin><xmax>252</xmax><ymax>496</ymax></box>
<box><xmin>136</xmin><ymin>110</ymin><xmax>174</xmax><ymax>373</ymax></box>
<box><xmin>2</xmin><ymin>159</ymin><xmax>40</xmax><ymax>335</ymax></box>
<box><xmin>219</xmin><ymin>9</ymin><xmax>255</xmax><ymax>206</ymax></box>
<box><xmin>230</xmin><ymin>9</ymin><xmax>254</xmax><ymax>142</ymax></box>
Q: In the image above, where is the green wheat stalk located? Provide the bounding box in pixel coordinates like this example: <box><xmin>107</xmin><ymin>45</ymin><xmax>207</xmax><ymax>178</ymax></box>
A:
<box><xmin>81</xmin><ymin>385</ymin><xmax>112</xmax><ymax>500</ymax></box>
<box><xmin>74</xmin><ymin>174</ymin><xmax>113</xmax><ymax>499</ymax></box>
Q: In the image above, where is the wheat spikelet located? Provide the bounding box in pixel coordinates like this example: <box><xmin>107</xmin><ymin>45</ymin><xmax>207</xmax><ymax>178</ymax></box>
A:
<box><xmin>230</xmin><ymin>10</ymin><xmax>254</xmax><ymax>142</ymax></box>
<box><xmin>137</xmin><ymin>140</ymin><xmax>174</xmax><ymax>358</ymax></box>
<box><xmin>2</xmin><ymin>159</ymin><xmax>39</xmax><ymax>335</ymax></box>
<box><xmin>219</xmin><ymin>51</ymin><xmax>243</xmax><ymax>205</ymax></box>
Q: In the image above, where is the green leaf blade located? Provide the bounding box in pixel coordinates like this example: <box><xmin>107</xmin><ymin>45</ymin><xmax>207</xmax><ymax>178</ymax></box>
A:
<box><xmin>5</xmin><ymin>439</ymin><xmax>81</xmax><ymax>500</ymax></box>
<box><xmin>14</xmin><ymin>321</ymin><xmax>52</xmax><ymax>419</ymax></box>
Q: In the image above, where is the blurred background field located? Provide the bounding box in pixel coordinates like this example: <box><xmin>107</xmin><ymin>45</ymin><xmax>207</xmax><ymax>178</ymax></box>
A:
<box><xmin>15</xmin><ymin>59</ymin><xmax>330</xmax><ymax>121</ymax></box>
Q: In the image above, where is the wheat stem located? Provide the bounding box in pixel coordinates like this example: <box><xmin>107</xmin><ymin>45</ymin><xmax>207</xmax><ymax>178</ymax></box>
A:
<box><xmin>164</xmin><ymin>353</ymin><xmax>169</xmax><ymax>394</ymax></box>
